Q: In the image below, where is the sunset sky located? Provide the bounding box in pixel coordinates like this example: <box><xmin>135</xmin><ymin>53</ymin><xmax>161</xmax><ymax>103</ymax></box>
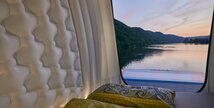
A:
<box><xmin>112</xmin><ymin>0</ymin><xmax>213</xmax><ymax>37</ymax></box>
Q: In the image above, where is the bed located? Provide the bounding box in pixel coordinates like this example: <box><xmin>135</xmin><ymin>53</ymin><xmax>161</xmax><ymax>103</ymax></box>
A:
<box><xmin>64</xmin><ymin>84</ymin><xmax>176</xmax><ymax>108</ymax></box>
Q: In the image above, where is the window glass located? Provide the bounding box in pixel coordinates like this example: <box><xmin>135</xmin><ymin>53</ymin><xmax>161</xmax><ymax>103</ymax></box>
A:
<box><xmin>112</xmin><ymin>0</ymin><xmax>213</xmax><ymax>92</ymax></box>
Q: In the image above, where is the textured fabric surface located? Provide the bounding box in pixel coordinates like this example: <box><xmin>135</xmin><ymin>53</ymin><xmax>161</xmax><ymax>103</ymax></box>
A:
<box><xmin>0</xmin><ymin>0</ymin><xmax>121</xmax><ymax>107</ymax></box>
<box><xmin>68</xmin><ymin>0</ymin><xmax>121</xmax><ymax>98</ymax></box>
<box><xmin>64</xmin><ymin>98</ymin><xmax>130</xmax><ymax>108</ymax></box>
<box><xmin>88</xmin><ymin>84</ymin><xmax>175</xmax><ymax>108</ymax></box>
<box><xmin>0</xmin><ymin>0</ymin><xmax>83</xmax><ymax>107</ymax></box>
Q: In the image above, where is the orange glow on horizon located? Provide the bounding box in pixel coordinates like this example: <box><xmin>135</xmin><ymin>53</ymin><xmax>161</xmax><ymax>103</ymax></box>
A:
<box><xmin>113</xmin><ymin>0</ymin><xmax>213</xmax><ymax>37</ymax></box>
<box><xmin>156</xmin><ymin>19</ymin><xmax>212</xmax><ymax>37</ymax></box>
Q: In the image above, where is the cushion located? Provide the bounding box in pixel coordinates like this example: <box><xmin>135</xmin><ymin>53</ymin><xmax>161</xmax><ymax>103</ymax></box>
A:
<box><xmin>87</xmin><ymin>84</ymin><xmax>175</xmax><ymax>108</ymax></box>
<box><xmin>64</xmin><ymin>98</ymin><xmax>131</xmax><ymax>108</ymax></box>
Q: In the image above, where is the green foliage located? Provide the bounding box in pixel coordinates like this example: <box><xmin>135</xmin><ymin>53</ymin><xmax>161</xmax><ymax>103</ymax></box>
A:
<box><xmin>113</xmin><ymin>19</ymin><xmax>209</xmax><ymax>68</ymax></box>
<box><xmin>114</xmin><ymin>19</ymin><xmax>182</xmax><ymax>68</ymax></box>
<box><xmin>183</xmin><ymin>38</ymin><xmax>209</xmax><ymax>44</ymax></box>
<box><xmin>114</xmin><ymin>19</ymin><xmax>184</xmax><ymax>52</ymax></box>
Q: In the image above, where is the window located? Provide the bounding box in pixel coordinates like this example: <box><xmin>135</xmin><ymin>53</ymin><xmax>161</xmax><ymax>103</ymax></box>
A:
<box><xmin>112</xmin><ymin>0</ymin><xmax>213</xmax><ymax>92</ymax></box>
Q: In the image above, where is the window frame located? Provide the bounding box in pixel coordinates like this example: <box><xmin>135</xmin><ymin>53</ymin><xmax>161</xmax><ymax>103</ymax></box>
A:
<box><xmin>110</xmin><ymin>0</ymin><xmax>214</xmax><ymax>92</ymax></box>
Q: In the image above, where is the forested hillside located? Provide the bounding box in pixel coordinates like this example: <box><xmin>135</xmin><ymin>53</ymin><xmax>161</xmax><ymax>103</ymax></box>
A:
<box><xmin>114</xmin><ymin>19</ymin><xmax>184</xmax><ymax>51</ymax></box>
<box><xmin>114</xmin><ymin>19</ymin><xmax>209</xmax><ymax>68</ymax></box>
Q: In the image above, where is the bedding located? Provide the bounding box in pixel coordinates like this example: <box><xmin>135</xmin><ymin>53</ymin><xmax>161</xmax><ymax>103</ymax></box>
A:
<box><xmin>65</xmin><ymin>84</ymin><xmax>175</xmax><ymax>108</ymax></box>
<box><xmin>64</xmin><ymin>98</ymin><xmax>131</xmax><ymax>108</ymax></box>
<box><xmin>87</xmin><ymin>84</ymin><xmax>175</xmax><ymax>108</ymax></box>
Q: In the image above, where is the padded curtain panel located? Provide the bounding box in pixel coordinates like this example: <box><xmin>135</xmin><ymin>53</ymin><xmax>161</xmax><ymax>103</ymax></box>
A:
<box><xmin>0</xmin><ymin>0</ymin><xmax>83</xmax><ymax>108</ymax></box>
<box><xmin>0</xmin><ymin>0</ymin><xmax>121</xmax><ymax>107</ymax></box>
<box><xmin>69</xmin><ymin>0</ymin><xmax>121</xmax><ymax>98</ymax></box>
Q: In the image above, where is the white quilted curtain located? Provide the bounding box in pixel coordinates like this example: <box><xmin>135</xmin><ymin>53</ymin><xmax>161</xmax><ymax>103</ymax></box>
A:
<box><xmin>0</xmin><ymin>0</ymin><xmax>121</xmax><ymax>107</ymax></box>
<box><xmin>69</xmin><ymin>0</ymin><xmax>122</xmax><ymax>98</ymax></box>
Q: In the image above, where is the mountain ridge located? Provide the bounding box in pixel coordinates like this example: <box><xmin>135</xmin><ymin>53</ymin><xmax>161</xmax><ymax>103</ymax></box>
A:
<box><xmin>114</xmin><ymin>19</ymin><xmax>209</xmax><ymax>47</ymax></box>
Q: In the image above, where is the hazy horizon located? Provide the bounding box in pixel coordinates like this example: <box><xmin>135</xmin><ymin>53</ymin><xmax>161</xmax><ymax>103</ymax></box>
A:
<box><xmin>112</xmin><ymin>0</ymin><xmax>213</xmax><ymax>37</ymax></box>
<box><xmin>114</xmin><ymin>18</ymin><xmax>210</xmax><ymax>38</ymax></box>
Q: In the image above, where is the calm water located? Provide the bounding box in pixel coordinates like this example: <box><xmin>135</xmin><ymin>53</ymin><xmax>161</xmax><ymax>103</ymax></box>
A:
<box><xmin>122</xmin><ymin>44</ymin><xmax>209</xmax><ymax>83</ymax></box>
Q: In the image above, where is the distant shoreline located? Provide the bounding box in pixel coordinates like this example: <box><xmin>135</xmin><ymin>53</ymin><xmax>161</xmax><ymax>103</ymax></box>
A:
<box><xmin>122</xmin><ymin>67</ymin><xmax>205</xmax><ymax>83</ymax></box>
<box><xmin>124</xmin><ymin>78</ymin><xmax>203</xmax><ymax>84</ymax></box>
<box><xmin>124</xmin><ymin>79</ymin><xmax>204</xmax><ymax>92</ymax></box>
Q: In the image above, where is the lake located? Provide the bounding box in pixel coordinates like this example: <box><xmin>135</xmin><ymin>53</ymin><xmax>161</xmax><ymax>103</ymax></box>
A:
<box><xmin>122</xmin><ymin>44</ymin><xmax>209</xmax><ymax>91</ymax></box>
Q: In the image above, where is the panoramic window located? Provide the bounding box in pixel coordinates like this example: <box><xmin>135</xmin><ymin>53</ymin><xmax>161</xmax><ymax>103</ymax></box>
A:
<box><xmin>112</xmin><ymin>0</ymin><xmax>213</xmax><ymax>92</ymax></box>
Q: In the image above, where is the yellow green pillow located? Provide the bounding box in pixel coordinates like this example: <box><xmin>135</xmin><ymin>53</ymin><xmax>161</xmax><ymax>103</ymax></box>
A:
<box><xmin>87</xmin><ymin>84</ymin><xmax>175</xmax><ymax>108</ymax></box>
<box><xmin>64</xmin><ymin>98</ymin><xmax>132</xmax><ymax>108</ymax></box>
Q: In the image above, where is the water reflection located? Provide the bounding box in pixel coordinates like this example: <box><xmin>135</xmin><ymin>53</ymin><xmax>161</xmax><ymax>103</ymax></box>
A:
<box><xmin>121</xmin><ymin>44</ymin><xmax>208</xmax><ymax>83</ymax></box>
<box><xmin>118</xmin><ymin>47</ymin><xmax>163</xmax><ymax>69</ymax></box>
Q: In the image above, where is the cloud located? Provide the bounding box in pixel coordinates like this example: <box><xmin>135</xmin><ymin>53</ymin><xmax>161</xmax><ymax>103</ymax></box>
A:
<box><xmin>164</xmin><ymin>17</ymin><xmax>189</xmax><ymax>32</ymax></box>
<box><xmin>113</xmin><ymin>0</ymin><xmax>213</xmax><ymax>36</ymax></box>
<box><xmin>170</xmin><ymin>0</ymin><xmax>190</xmax><ymax>12</ymax></box>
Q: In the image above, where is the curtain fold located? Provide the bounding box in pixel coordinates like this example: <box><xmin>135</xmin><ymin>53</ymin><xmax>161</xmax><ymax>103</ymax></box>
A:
<box><xmin>68</xmin><ymin>0</ymin><xmax>122</xmax><ymax>98</ymax></box>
